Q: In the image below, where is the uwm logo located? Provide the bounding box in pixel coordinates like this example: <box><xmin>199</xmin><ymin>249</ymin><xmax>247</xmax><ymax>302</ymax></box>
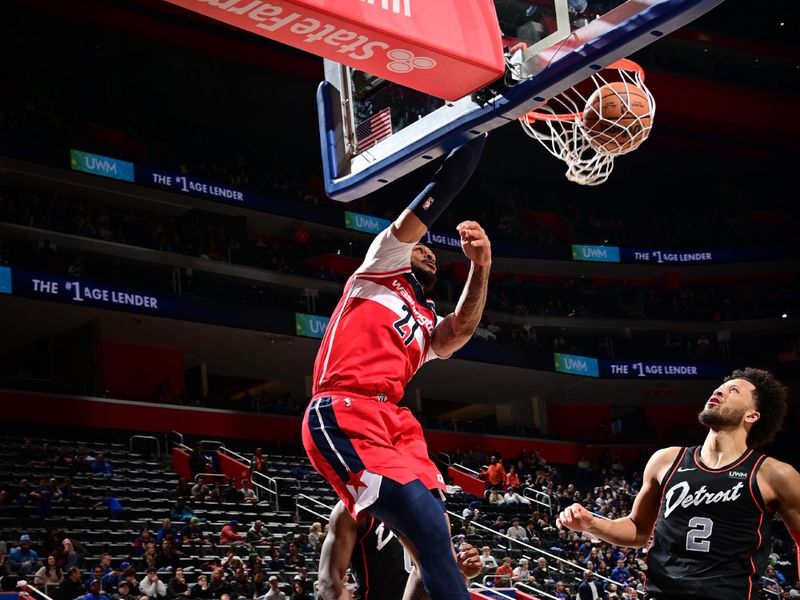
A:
<box><xmin>361</xmin><ymin>0</ymin><xmax>411</xmax><ymax>17</ymax></box>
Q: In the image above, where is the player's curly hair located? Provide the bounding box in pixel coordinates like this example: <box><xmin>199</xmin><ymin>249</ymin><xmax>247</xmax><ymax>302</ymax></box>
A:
<box><xmin>725</xmin><ymin>367</ymin><xmax>788</xmax><ymax>448</ymax></box>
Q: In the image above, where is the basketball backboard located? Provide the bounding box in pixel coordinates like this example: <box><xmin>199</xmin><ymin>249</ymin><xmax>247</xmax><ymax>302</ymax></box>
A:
<box><xmin>319</xmin><ymin>0</ymin><xmax>728</xmax><ymax>202</ymax></box>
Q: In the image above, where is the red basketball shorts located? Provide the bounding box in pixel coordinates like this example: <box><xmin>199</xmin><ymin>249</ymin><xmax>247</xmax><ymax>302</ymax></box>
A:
<box><xmin>302</xmin><ymin>393</ymin><xmax>445</xmax><ymax>518</ymax></box>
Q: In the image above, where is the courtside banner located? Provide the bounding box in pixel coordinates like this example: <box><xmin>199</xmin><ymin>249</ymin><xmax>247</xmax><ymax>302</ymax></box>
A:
<box><xmin>163</xmin><ymin>0</ymin><xmax>504</xmax><ymax>100</ymax></box>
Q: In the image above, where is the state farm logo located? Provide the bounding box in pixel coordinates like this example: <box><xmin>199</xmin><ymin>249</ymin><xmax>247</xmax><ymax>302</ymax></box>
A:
<box><xmin>361</xmin><ymin>0</ymin><xmax>412</xmax><ymax>18</ymax></box>
<box><xmin>387</xmin><ymin>49</ymin><xmax>436</xmax><ymax>73</ymax></box>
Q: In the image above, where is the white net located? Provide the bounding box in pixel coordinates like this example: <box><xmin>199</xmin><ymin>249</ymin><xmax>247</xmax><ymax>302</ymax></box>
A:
<box><xmin>518</xmin><ymin>59</ymin><xmax>655</xmax><ymax>185</ymax></box>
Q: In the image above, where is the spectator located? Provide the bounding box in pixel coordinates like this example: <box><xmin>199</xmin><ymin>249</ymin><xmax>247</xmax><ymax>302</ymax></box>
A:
<box><xmin>252</xmin><ymin>448</ymin><xmax>266</xmax><ymax>475</ymax></box>
<box><xmin>577</xmin><ymin>570</ymin><xmax>601</xmax><ymax>600</ymax></box>
<box><xmin>93</xmin><ymin>489</ymin><xmax>125</xmax><ymax>518</ymax></box>
<box><xmin>553</xmin><ymin>580</ymin><xmax>572</xmax><ymax>600</ymax></box>
<box><xmin>191</xmin><ymin>477</ymin><xmax>210</xmax><ymax>503</ymax></box>
<box><xmin>174</xmin><ymin>478</ymin><xmax>191</xmax><ymax>499</ymax></box>
<box><xmin>260</xmin><ymin>576</ymin><xmax>285</xmax><ymax>600</ymax></box>
<box><xmin>307</xmin><ymin>523</ymin><xmax>322</xmax><ymax>549</ymax></box>
<box><xmin>523</xmin><ymin>520</ymin><xmax>538</xmax><ymax>542</ymax></box>
<box><xmin>31</xmin><ymin>478</ymin><xmax>54</xmax><ymax>520</ymax></box>
<box><xmin>532</xmin><ymin>557</ymin><xmax>552</xmax><ymax>587</ymax></box>
<box><xmin>156</xmin><ymin>518</ymin><xmax>180</xmax><ymax>546</ymax></box>
<box><xmin>188</xmin><ymin>443</ymin><xmax>210</xmax><ymax>479</ymax></box>
<box><xmin>208</xmin><ymin>568</ymin><xmax>229</xmax><ymax>599</ymax></box>
<box><xmin>97</xmin><ymin>553</ymin><xmax>113</xmax><ymax>576</ymax></box>
<box><xmin>59</xmin><ymin>567</ymin><xmax>85</xmax><ymax>600</ymax></box>
<box><xmin>52</xmin><ymin>538</ymin><xmax>79</xmax><ymax>570</ymax></box>
<box><xmin>480</xmin><ymin>456</ymin><xmax>506</xmax><ymax>490</ymax></box>
<box><xmin>246</xmin><ymin>521</ymin><xmax>270</xmax><ymax>545</ymax></box>
<box><xmin>610</xmin><ymin>558</ymin><xmax>631</xmax><ymax>587</ymax></box>
<box><xmin>170</xmin><ymin>498</ymin><xmax>195</xmax><ymax>522</ymax></box>
<box><xmin>606</xmin><ymin>582</ymin><xmax>621</xmax><ymax>600</ymax></box>
<box><xmin>487</xmin><ymin>488</ymin><xmax>504</xmax><ymax>506</ymax></box>
<box><xmin>181</xmin><ymin>517</ymin><xmax>211</xmax><ymax>548</ymax></box>
<box><xmin>121</xmin><ymin>567</ymin><xmax>140</xmax><ymax>592</ymax></box>
<box><xmin>284</xmin><ymin>542</ymin><xmax>305</xmax><ymax>569</ymax></box>
<box><xmin>33</xmin><ymin>555</ymin><xmax>62</xmax><ymax>594</ymax></box>
<box><xmin>290</xmin><ymin>581</ymin><xmax>310</xmax><ymax>600</ymax></box>
<box><xmin>220</xmin><ymin>520</ymin><xmax>245</xmax><ymax>546</ymax></box>
<box><xmin>240</xmin><ymin>480</ymin><xmax>258</xmax><ymax>505</ymax></box>
<box><xmin>167</xmin><ymin>568</ymin><xmax>191</xmax><ymax>599</ymax></box>
<box><xmin>111</xmin><ymin>581</ymin><xmax>136</xmax><ymax>600</ymax></box>
<box><xmin>139</xmin><ymin>543</ymin><xmax>159</xmax><ymax>572</ymax></box>
<box><xmin>156</xmin><ymin>539</ymin><xmax>182</xmax><ymax>571</ymax></box>
<box><xmin>505</xmin><ymin>465</ymin><xmax>521</xmax><ymax>490</ymax></box>
<box><xmin>102</xmin><ymin>561</ymin><xmax>131</xmax><ymax>594</ymax></box>
<box><xmin>229</xmin><ymin>567</ymin><xmax>255</xmax><ymax>600</ymax></box>
<box><xmin>507</xmin><ymin>518</ymin><xmax>528</xmax><ymax>542</ymax></box>
<box><xmin>503</xmin><ymin>486</ymin><xmax>530</xmax><ymax>506</ymax></box>
<box><xmin>7</xmin><ymin>534</ymin><xmax>41</xmax><ymax>575</ymax></box>
<box><xmin>60</xmin><ymin>478</ymin><xmax>80</xmax><ymax>505</ymax></box>
<box><xmin>139</xmin><ymin>568</ymin><xmax>168</xmax><ymax>600</ymax></box>
<box><xmin>293</xmin><ymin>568</ymin><xmax>312</xmax><ymax>594</ymax></box>
<box><xmin>40</xmin><ymin>528</ymin><xmax>62</xmax><ymax>558</ymax></box>
<box><xmin>266</xmin><ymin>548</ymin><xmax>284</xmax><ymax>571</ymax></box>
<box><xmin>133</xmin><ymin>529</ymin><xmax>157</xmax><ymax>557</ymax></box>
<box><xmin>494</xmin><ymin>557</ymin><xmax>513</xmax><ymax>587</ymax></box>
<box><xmin>478</xmin><ymin>546</ymin><xmax>498</xmax><ymax>576</ymax></box>
<box><xmin>91</xmin><ymin>453</ymin><xmax>114</xmax><ymax>478</ymax></box>
<box><xmin>512</xmin><ymin>558</ymin><xmax>533</xmax><ymax>584</ymax></box>
<box><xmin>190</xmin><ymin>575</ymin><xmax>212</xmax><ymax>600</ymax></box>
<box><xmin>81</xmin><ymin>579</ymin><xmax>104</xmax><ymax>600</ymax></box>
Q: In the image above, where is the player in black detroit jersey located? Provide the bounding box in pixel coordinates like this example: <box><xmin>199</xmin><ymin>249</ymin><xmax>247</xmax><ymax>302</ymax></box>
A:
<box><xmin>318</xmin><ymin>501</ymin><xmax>481</xmax><ymax>600</ymax></box>
<box><xmin>557</xmin><ymin>368</ymin><xmax>800</xmax><ymax>600</ymax></box>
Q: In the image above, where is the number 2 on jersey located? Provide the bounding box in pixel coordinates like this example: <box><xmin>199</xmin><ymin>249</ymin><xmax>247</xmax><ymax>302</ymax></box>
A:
<box><xmin>686</xmin><ymin>516</ymin><xmax>713</xmax><ymax>552</ymax></box>
<box><xmin>393</xmin><ymin>305</ymin><xmax>419</xmax><ymax>346</ymax></box>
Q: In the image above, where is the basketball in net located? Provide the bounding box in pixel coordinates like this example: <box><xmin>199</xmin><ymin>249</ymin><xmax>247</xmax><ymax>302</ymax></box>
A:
<box><xmin>517</xmin><ymin>58</ymin><xmax>655</xmax><ymax>185</ymax></box>
<box><xmin>582</xmin><ymin>81</ymin><xmax>652</xmax><ymax>155</ymax></box>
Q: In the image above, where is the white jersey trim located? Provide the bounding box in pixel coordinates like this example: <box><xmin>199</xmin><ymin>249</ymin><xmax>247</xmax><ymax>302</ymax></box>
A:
<box><xmin>356</xmin><ymin>227</ymin><xmax>414</xmax><ymax>276</ymax></box>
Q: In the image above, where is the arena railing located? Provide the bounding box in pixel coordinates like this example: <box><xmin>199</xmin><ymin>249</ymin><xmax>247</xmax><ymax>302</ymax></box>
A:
<box><xmin>453</xmin><ymin>463</ymin><xmax>482</xmax><ymax>477</ymax></box>
<box><xmin>217</xmin><ymin>445</ymin><xmax>250</xmax><ymax>465</ymax></box>
<box><xmin>295</xmin><ymin>494</ymin><xmax>334</xmax><ymax>523</ymax></box>
<box><xmin>513</xmin><ymin>580</ymin><xmax>569</xmax><ymax>600</ymax></box>
<box><xmin>447</xmin><ymin>509</ymin><xmax>637</xmax><ymax>597</ymax></box>
<box><xmin>521</xmin><ymin>485</ymin><xmax>553</xmax><ymax>514</ymax></box>
<box><xmin>760</xmin><ymin>577</ymin><xmax>782</xmax><ymax>598</ymax></box>
<box><xmin>166</xmin><ymin>430</ymin><xmax>184</xmax><ymax>449</ymax></box>
<box><xmin>251</xmin><ymin>469</ymin><xmax>282</xmax><ymax>511</ymax></box>
<box><xmin>129</xmin><ymin>434</ymin><xmax>161</xmax><ymax>458</ymax></box>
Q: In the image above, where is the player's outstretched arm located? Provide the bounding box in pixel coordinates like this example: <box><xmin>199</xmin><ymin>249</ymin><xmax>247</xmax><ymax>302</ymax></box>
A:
<box><xmin>318</xmin><ymin>502</ymin><xmax>358</xmax><ymax>600</ymax></box>
<box><xmin>431</xmin><ymin>220</ymin><xmax>491</xmax><ymax>357</ymax></box>
<box><xmin>391</xmin><ymin>134</ymin><xmax>487</xmax><ymax>243</ymax></box>
<box><xmin>557</xmin><ymin>447</ymin><xmax>680</xmax><ymax>548</ymax></box>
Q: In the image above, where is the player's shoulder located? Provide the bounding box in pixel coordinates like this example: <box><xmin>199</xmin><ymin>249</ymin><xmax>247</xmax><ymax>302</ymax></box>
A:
<box><xmin>758</xmin><ymin>455</ymin><xmax>800</xmax><ymax>483</ymax></box>
<box><xmin>649</xmin><ymin>446</ymin><xmax>683</xmax><ymax>467</ymax></box>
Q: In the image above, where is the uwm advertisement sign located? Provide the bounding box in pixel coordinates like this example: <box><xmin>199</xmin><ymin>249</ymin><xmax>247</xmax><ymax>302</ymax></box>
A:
<box><xmin>164</xmin><ymin>0</ymin><xmax>504</xmax><ymax>100</ymax></box>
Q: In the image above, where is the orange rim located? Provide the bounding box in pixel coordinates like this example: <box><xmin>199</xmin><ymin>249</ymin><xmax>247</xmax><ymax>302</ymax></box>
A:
<box><xmin>520</xmin><ymin>59</ymin><xmax>645</xmax><ymax>124</ymax></box>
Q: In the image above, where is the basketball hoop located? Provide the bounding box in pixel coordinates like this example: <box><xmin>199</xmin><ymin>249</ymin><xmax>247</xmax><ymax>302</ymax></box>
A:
<box><xmin>518</xmin><ymin>58</ymin><xmax>655</xmax><ymax>185</ymax></box>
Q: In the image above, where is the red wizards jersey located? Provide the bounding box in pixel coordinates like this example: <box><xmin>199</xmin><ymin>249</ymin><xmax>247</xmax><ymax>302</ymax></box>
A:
<box><xmin>312</xmin><ymin>228</ymin><xmax>446</xmax><ymax>404</ymax></box>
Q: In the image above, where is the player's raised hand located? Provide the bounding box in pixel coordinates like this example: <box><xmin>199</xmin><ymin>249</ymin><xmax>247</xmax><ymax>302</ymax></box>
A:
<box><xmin>556</xmin><ymin>502</ymin><xmax>595</xmax><ymax>532</ymax></box>
<box><xmin>456</xmin><ymin>542</ymin><xmax>482</xmax><ymax>579</ymax></box>
<box><xmin>457</xmin><ymin>221</ymin><xmax>491</xmax><ymax>267</ymax></box>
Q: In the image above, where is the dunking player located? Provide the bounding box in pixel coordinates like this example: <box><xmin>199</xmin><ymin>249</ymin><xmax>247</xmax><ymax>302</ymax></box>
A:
<box><xmin>302</xmin><ymin>134</ymin><xmax>490</xmax><ymax>600</ymax></box>
<box><xmin>557</xmin><ymin>368</ymin><xmax>800</xmax><ymax>600</ymax></box>
<box><xmin>317</xmin><ymin>500</ymin><xmax>482</xmax><ymax>600</ymax></box>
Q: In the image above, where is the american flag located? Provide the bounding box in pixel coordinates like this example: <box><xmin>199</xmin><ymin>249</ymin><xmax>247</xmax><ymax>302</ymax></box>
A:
<box><xmin>355</xmin><ymin>107</ymin><xmax>392</xmax><ymax>152</ymax></box>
